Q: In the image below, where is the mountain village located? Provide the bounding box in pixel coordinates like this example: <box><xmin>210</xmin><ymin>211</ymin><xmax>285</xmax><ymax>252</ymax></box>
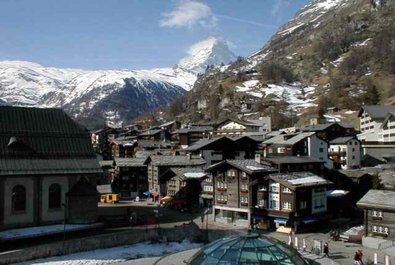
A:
<box><xmin>0</xmin><ymin>103</ymin><xmax>394</xmax><ymax>264</ymax></box>
<box><xmin>0</xmin><ymin>0</ymin><xmax>395</xmax><ymax>264</ymax></box>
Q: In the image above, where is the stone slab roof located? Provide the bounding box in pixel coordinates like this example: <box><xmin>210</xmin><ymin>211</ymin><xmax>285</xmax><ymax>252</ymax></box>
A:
<box><xmin>269</xmin><ymin>172</ymin><xmax>332</xmax><ymax>189</ymax></box>
<box><xmin>357</xmin><ymin>189</ymin><xmax>395</xmax><ymax>211</ymax></box>
<box><xmin>150</xmin><ymin>155</ymin><xmax>206</xmax><ymax>167</ymax></box>
<box><xmin>206</xmin><ymin>159</ymin><xmax>277</xmax><ymax>175</ymax></box>
<box><xmin>359</xmin><ymin>105</ymin><xmax>395</xmax><ymax>119</ymax></box>
<box><xmin>330</xmin><ymin>136</ymin><xmax>356</xmax><ymax>144</ymax></box>
<box><xmin>0</xmin><ymin>106</ymin><xmax>102</xmax><ymax>176</ymax></box>
<box><xmin>263</xmin><ymin>156</ymin><xmax>324</xmax><ymax>164</ymax></box>
<box><xmin>114</xmin><ymin>157</ymin><xmax>148</xmax><ymax>167</ymax></box>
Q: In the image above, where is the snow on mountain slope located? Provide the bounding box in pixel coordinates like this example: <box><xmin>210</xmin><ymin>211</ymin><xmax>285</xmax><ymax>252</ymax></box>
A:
<box><xmin>236</xmin><ymin>80</ymin><xmax>317</xmax><ymax>109</ymax></box>
<box><xmin>277</xmin><ymin>0</ymin><xmax>348</xmax><ymax>36</ymax></box>
<box><xmin>0</xmin><ymin>36</ymin><xmax>235</xmax><ymax>128</ymax></box>
<box><xmin>177</xmin><ymin>36</ymin><xmax>236</xmax><ymax>74</ymax></box>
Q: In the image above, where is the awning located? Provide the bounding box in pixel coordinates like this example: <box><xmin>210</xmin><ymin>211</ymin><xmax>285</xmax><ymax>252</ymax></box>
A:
<box><xmin>326</xmin><ymin>190</ymin><xmax>349</xmax><ymax>197</ymax></box>
<box><xmin>160</xmin><ymin>195</ymin><xmax>173</xmax><ymax>203</ymax></box>
<box><xmin>143</xmin><ymin>191</ymin><xmax>151</xmax><ymax>196</ymax></box>
<box><xmin>273</xmin><ymin>218</ymin><xmax>288</xmax><ymax>224</ymax></box>
<box><xmin>302</xmin><ymin>217</ymin><xmax>319</xmax><ymax>224</ymax></box>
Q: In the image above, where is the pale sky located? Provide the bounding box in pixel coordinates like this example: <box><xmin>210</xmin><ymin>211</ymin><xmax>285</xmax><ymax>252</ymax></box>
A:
<box><xmin>0</xmin><ymin>0</ymin><xmax>309</xmax><ymax>70</ymax></box>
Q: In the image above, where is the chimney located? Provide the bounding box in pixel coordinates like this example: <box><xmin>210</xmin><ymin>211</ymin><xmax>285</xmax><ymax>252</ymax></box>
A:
<box><xmin>255</xmin><ymin>153</ymin><xmax>261</xmax><ymax>164</ymax></box>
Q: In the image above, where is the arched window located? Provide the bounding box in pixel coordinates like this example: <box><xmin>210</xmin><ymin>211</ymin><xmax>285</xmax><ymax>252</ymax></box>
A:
<box><xmin>12</xmin><ymin>185</ymin><xmax>26</xmax><ymax>212</ymax></box>
<box><xmin>48</xmin><ymin>183</ymin><xmax>61</xmax><ymax>209</ymax></box>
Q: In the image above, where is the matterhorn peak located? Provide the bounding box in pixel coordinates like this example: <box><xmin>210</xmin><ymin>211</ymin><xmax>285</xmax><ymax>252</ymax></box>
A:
<box><xmin>177</xmin><ymin>35</ymin><xmax>237</xmax><ymax>74</ymax></box>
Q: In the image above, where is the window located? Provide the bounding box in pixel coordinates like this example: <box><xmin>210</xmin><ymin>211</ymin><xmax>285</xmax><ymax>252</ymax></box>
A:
<box><xmin>282</xmin><ymin>187</ymin><xmax>292</xmax><ymax>193</ymax></box>
<box><xmin>277</xmin><ymin>147</ymin><xmax>286</xmax><ymax>153</ymax></box>
<box><xmin>314</xmin><ymin>197</ymin><xmax>325</xmax><ymax>209</ymax></box>
<box><xmin>12</xmin><ymin>185</ymin><xmax>26</xmax><ymax>212</ymax></box>
<box><xmin>241</xmin><ymin>172</ymin><xmax>247</xmax><ymax>179</ymax></box>
<box><xmin>48</xmin><ymin>183</ymin><xmax>61</xmax><ymax>209</ymax></box>
<box><xmin>227</xmin><ymin>170</ymin><xmax>236</xmax><ymax>177</ymax></box>
<box><xmin>282</xmin><ymin>201</ymin><xmax>292</xmax><ymax>210</ymax></box>
<box><xmin>204</xmin><ymin>185</ymin><xmax>213</xmax><ymax>192</ymax></box>
<box><xmin>217</xmin><ymin>194</ymin><xmax>227</xmax><ymax>202</ymax></box>
<box><xmin>217</xmin><ymin>182</ymin><xmax>227</xmax><ymax>189</ymax></box>
<box><xmin>240</xmin><ymin>196</ymin><xmax>248</xmax><ymax>204</ymax></box>
<box><xmin>241</xmin><ymin>184</ymin><xmax>249</xmax><ymax>191</ymax></box>
<box><xmin>319</xmin><ymin>148</ymin><xmax>324</xmax><ymax>153</ymax></box>
<box><xmin>205</xmin><ymin>177</ymin><xmax>212</xmax><ymax>183</ymax></box>
<box><xmin>269</xmin><ymin>200</ymin><xmax>278</xmax><ymax>209</ymax></box>
<box><xmin>372</xmin><ymin>210</ymin><xmax>383</xmax><ymax>217</ymax></box>
<box><xmin>372</xmin><ymin>225</ymin><xmax>389</xmax><ymax>235</ymax></box>
<box><xmin>258</xmin><ymin>199</ymin><xmax>266</xmax><ymax>207</ymax></box>
<box><xmin>270</xmin><ymin>186</ymin><xmax>279</xmax><ymax>192</ymax></box>
<box><xmin>258</xmin><ymin>185</ymin><xmax>267</xmax><ymax>191</ymax></box>
<box><xmin>300</xmin><ymin>200</ymin><xmax>307</xmax><ymax>209</ymax></box>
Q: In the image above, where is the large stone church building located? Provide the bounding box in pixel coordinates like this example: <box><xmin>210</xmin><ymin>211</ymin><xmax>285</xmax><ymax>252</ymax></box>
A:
<box><xmin>0</xmin><ymin>106</ymin><xmax>102</xmax><ymax>230</ymax></box>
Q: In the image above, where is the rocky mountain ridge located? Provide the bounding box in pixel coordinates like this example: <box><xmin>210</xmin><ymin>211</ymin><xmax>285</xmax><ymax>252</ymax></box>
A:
<box><xmin>169</xmin><ymin>0</ymin><xmax>395</xmax><ymax>129</ymax></box>
<box><xmin>0</xmin><ymin>36</ymin><xmax>236</xmax><ymax>129</ymax></box>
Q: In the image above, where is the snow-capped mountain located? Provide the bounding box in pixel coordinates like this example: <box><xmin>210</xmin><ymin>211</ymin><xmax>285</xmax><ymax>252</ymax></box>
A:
<box><xmin>0</xmin><ymin>36</ymin><xmax>235</xmax><ymax>128</ymax></box>
<box><xmin>177</xmin><ymin>36</ymin><xmax>237</xmax><ymax>74</ymax></box>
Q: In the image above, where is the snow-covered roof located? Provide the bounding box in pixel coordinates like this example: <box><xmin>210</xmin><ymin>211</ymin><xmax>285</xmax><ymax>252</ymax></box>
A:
<box><xmin>269</xmin><ymin>172</ymin><xmax>332</xmax><ymax>189</ymax></box>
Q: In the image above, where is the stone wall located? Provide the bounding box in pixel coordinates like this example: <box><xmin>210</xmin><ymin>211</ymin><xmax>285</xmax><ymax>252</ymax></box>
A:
<box><xmin>0</xmin><ymin>222</ymin><xmax>201</xmax><ymax>265</ymax></box>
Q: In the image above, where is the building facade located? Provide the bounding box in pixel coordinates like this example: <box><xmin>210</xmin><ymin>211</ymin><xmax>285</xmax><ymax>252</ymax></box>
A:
<box><xmin>329</xmin><ymin>137</ymin><xmax>361</xmax><ymax>169</ymax></box>
<box><xmin>0</xmin><ymin>106</ymin><xmax>102</xmax><ymax>230</ymax></box>
<box><xmin>357</xmin><ymin>189</ymin><xmax>395</xmax><ymax>245</ymax></box>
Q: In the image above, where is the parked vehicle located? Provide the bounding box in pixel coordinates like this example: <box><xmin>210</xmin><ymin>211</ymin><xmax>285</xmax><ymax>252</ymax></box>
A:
<box><xmin>100</xmin><ymin>194</ymin><xmax>120</xmax><ymax>204</ymax></box>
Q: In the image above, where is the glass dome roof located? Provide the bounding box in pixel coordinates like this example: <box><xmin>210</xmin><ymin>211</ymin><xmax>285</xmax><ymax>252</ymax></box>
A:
<box><xmin>188</xmin><ymin>233</ymin><xmax>308</xmax><ymax>265</ymax></box>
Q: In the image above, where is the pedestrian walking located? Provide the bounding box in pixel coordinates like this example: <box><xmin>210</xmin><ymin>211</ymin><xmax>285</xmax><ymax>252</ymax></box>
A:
<box><xmin>323</xmin><ymin>241</ymin><xmax>329</xmax><ymax>257</ymax></box>
<box><xmin>354</xmin><ymin>250</ymin><xmax>364</xmax><ymax>265</ymax></box>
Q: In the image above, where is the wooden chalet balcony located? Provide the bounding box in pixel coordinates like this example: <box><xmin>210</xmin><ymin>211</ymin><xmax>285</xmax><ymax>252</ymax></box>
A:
<box><xmin>217</xmin><ymin>188</ymin><xmax>227</xmax><ymax>191</ymax></box>
<box><xmin>328</xmin><ymin>151</ymin><xmax>346</xmax><ymax>156</ymax></box>
<box><xmin>216</xmin><ymin>200</ymin><xmax>227</xmax><ymax>204</ymax></box>
<box><xmin>240</xmin><ymin>189</ymin><xmax>249</xmax><ymax>193</ymax></box>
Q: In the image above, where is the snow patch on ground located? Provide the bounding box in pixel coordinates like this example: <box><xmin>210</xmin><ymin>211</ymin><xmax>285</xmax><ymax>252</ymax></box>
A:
<box><xmin>278</xmin><ymin>23</ymin><xmax>305</xmax><ymax>36</ymax></box>
<box><xmin>15</xmin><ymin>240</ymin><xmax>202</xmax><ymax>265</ymax></box>
<box><xmin>0</xmin><ymin>223</ymin><xmax>103</xmax><ymax>240</ymax></box>
<box><xmin>235</xmin><ymin>81</ymin><xmax>317</xmax><ymax>109</ymax></box>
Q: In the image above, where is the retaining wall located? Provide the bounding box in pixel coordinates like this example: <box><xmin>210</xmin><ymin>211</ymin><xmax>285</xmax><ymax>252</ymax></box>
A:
<box><xmin>0</xmin><ymin>222</ymin><xmax>201</xmax><ymax>265</ymax></box>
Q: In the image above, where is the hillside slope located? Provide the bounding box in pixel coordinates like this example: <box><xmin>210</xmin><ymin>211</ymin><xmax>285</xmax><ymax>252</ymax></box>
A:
<box><xmin>169</xmin><ymin>0</ymin><xmax>395</xmax><ymax>129</ymax></box>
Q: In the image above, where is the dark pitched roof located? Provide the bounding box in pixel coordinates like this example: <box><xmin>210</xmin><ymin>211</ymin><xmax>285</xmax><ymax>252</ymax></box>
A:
<box><xmin>150</xmin><ymin>155</ymin><xmax>206</xmax><ymax>167</ymax></box>
<box><xmin>206</xmin><ymin>159</ymin><xmax>277</xmax><ymax>175</ymax></box>
<box><xmin>176</xmin><ymin>126</ymin><xmax>213</xmax><ymax>134</ymax></box>
<box><xmin>264</xmin><ymin>132</ymin><xmax>316</xmax><ymax>145</ymax></box>
<box><xmin>184</xmin><ymin>136</ymin><xmax>232</xmax><ymax>151</ymax></box>
<box><xmin>262</xmin><ymin>156</ymin><xmax>324</xmax><ymax>165</ymax></box>
<box><xmin>357</xmin><ymin>189</ymin><xmax>395</xmax><ymax>211</ymax></box>
<box><xmin>166</xmin><ymin>167</ymin><xmax>206</xmax><ymax>180</ymax></box>
<box><xmin>268</xmin><ymin>172</ymin><xmax>332</xmax><ymax>190</ymax></box>
<box><xmin>358</xmin><ymin>105</ymin><xmax>395</xmax><ymax>119</ymax></box>
<box><xmin>330</xmin><ymin>136</ymin><xmax>356</xmax><ymax>144</ymax></box>
<box><xmin>114</xmin><ymin>157</ymin><xmax>148</xmax><ymax>167</ymax></box>
<box><xmin>139</xmin><ymin>129</ymin><xmax>163</xmax><ymax>136</ymax></box>
<box><xmin>0</xmin><ymin>106</ymin><xmax>102</xmax><ymax>176</ymax></box>
<box><xmin>381</xmin><ymin>112</ymin><xmax>395</xmax><ymax>128</ymax></box>
<box><xmin>215</xmin><ymin>118</ymin><xmax>257</xmax><ymax>128</ymax></box>
<box><xmin>137</xmin><ymin>139</ymin><xmax>162</xmax><ymax>149</ymax></box>
<box><xmin>67</xmin><ymin>177</ymin><xmax>98</xmax><ymax>196</ymax></box>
